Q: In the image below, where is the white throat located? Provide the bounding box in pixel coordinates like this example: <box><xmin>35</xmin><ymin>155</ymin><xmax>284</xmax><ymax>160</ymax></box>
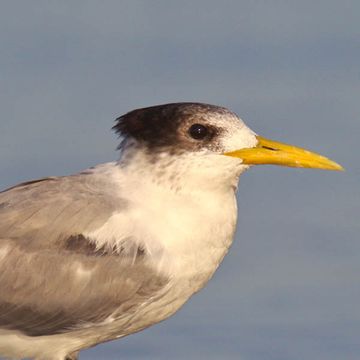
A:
<box><xmin>86</xmin><ymin>151</ymin><xmax>244</xmax><ymax>282</ymax></box>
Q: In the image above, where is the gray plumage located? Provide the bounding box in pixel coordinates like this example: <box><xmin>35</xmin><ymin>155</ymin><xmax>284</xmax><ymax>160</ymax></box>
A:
<box><xmin>0</xmin><ymin>170</ymin><xmax>169</xmax><ymax>339</ymax></box>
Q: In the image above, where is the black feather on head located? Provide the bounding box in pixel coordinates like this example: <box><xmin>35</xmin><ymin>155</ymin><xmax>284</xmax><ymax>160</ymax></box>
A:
<box><xmin>113</xmin><ymin>102</ymin><xmax>230</xmax><ymax>152</ymax></box>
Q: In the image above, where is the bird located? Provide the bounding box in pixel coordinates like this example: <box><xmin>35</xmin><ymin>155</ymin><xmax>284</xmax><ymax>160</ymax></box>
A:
<box><xmin>0</xmin><ymin>102</ymin><xmax>342</xmax><ymax>360</ymax></box>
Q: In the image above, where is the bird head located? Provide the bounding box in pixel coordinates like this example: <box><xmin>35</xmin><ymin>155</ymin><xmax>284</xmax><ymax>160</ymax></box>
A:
<box><xmin>113</xmin><ymin>103</ymin><xmax>342</xmax><ymax>191</ymax></box>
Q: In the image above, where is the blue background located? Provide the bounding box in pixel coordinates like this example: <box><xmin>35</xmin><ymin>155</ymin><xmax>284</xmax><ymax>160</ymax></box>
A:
<box><xmin>0</xmin><ymin>1</ymin><xmax>359</xmax><ymax>359</ymax></box>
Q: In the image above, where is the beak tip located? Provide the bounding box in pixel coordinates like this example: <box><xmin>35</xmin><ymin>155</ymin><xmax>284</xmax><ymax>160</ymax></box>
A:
<box><xmin>334</xmin><ymin>164</ymin><xmax>345</xmax><ymax>172</ymax></box>
<box><xmin>323</xmin><ymin>159</ymin><xmax>344</xmax><ymax>172</ymax></box>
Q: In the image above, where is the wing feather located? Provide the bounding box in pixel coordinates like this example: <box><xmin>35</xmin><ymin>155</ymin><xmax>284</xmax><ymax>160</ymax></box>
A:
<box><xmin>0</xmin><ymin>172</ymin><xmax>168</xmax><ymax>336</ymax></box>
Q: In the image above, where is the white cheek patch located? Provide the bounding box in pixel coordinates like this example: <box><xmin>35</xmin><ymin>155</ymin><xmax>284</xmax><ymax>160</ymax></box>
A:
<box><xmin>206</xmin><ymin>112</ymin><xmax>257</xmax><ymax>153</ymax></box>
<box><xmin>222</xmin><ymin>122</ymin><xmax>258</xmax><ymax>153</ymax></box>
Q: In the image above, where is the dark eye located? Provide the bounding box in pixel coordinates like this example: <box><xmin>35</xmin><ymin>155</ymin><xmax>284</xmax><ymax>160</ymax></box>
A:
<box><xmin>188</xmin><ymin>124</ymin><xmax>208</xmax><ymax>140</ymax></box>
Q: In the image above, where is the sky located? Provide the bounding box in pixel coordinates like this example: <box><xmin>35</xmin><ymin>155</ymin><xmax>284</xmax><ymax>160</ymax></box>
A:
<box><xmin>0</xmin><ymin>1</ymin><xmax>359</xmax><ymax>359</ymax></box>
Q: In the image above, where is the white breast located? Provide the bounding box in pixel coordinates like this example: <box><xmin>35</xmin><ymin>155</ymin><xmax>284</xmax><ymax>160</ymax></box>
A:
<box><xmin>85</xmin><ymin>164</ymin><xmax>239</xmax><ymax>290</ymax></box>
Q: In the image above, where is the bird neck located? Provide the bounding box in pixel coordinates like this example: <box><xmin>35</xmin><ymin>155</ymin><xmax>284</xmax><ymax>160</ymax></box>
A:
<box><xmin>117</xmin><ymin>143</ymin><xmax>244</xmax><ymax>196</ymax></box>
<box><xmin>86</xmin><ymin>154</ymin><xmax>241</xmax><ymax>280</ymax></box>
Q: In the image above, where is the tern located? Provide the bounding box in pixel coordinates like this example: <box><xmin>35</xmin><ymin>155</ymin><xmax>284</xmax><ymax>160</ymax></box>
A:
<box><xmin>0</xmin><ymin>103</ymin><xmax>342</xmax><ymax>360</ymax></box>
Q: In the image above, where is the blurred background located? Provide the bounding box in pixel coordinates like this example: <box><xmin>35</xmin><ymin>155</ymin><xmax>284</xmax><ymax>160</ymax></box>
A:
<box><xmin>0</xmin><ymin>1</ymin><xmax>359</xmax><ymax>359</ymax></box>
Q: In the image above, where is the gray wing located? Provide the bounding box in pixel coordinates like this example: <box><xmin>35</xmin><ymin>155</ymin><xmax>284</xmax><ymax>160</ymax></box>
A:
<box><xmin>0</xmin><ymin>174</ymin><xmax>168</xmax><ymax>336</ymax></box>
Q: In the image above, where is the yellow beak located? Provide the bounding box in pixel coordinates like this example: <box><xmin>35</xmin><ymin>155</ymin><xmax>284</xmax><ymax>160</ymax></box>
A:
<box><xmin>224</xmin><ymin>136</ymin><xmax>344</xmax><ymax>171</ymax></box>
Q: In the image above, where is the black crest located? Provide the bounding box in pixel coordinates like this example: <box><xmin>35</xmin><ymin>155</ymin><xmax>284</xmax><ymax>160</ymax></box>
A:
<box><xmin>113</xmin><ymin>102</ymin><xmax>229</xmax><ymax>151</ymax></box>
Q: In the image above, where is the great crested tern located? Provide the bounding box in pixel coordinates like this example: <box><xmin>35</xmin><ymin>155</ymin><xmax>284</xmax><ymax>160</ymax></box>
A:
<box><xmin>0</xmin><ymin>103</ymin><xmax>342</xmax><ymax>360</ymax></box>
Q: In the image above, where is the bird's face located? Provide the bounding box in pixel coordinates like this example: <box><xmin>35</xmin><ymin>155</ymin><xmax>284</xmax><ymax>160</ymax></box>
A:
<box><xmin>114</xmin><ymin>103</ymin><xmax>342</xmax><ymax>191</ymax></box>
